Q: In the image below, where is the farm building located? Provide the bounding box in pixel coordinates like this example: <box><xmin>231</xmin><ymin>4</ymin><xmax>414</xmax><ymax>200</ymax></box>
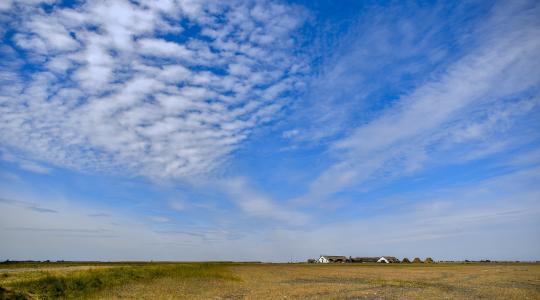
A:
<box><xmin>349</xmin><ymin>257</ymin><xmax>379</xmax><ymax>263</ymax></box>
<box><xmin>318</xmin><ymin>255</ymin><xmax>348</xmax><ymax>263</ymax></box>
<box><xmin>377</xmin><ymin>256</ymin><xmax>400</xmax><ymax>263</ymax></box>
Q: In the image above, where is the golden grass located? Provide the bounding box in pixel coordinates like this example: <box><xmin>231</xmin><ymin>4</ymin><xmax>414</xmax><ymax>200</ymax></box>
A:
<box><xmin>1</xmin><ymin>262</ymin><xmax>539</xmax><ymax>299</ymax></box>
<box><xmin>222</xmin><ymin>263</ymin><xmax>540</xmax><ymax>299</ymax></box>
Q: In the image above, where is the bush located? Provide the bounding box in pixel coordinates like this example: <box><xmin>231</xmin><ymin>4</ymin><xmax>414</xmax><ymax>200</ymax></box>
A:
<box><xmin>401</xmin><ymin>258</ymin><xmax>411</xmax><ymax>263</ymax></box>
<box><xmin>412</xmin><ymin>257</ymin><xmax>423</xmax><ymax>263</ymax></box>
<box><xmin>424</xmin><ymin>257</ymin><xmax>434</xmax><ymax>263</ymax></box>
<box><xmin>0</xmin><ymin>286</ymin><xmax>28</xmax><ymax>300</ymax></box>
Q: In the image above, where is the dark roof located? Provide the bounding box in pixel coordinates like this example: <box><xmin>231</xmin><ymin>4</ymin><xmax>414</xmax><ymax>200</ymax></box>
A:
<box><xmin>381</xmin><ymin>256</ymin><xmax>399</xmax><ymax>260</ymax></box>
<box><xmin>350</xmin><ymin>257</ymin><xmax>379</xmax><ymax>262</ymax></box>
<box><xmin>321</xmin><ymin>255</ymin><xmax>347</xmax><ymax>259</ymax></box>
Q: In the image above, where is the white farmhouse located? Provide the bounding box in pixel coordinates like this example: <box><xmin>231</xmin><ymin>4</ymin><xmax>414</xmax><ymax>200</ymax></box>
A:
<box><xmin>318</xmin><ymin>255</ymin><xmax>347</xmax><ymax>263</ymax></box>
<box><xmin>377</xmin><ymin>257</ymin><xmax>390</xmax><ymax>263</ymax></box>
<box><xmin>377</xmin><ymin>256</ymin><xmax>399</xmax><ymax>263</ymax></box>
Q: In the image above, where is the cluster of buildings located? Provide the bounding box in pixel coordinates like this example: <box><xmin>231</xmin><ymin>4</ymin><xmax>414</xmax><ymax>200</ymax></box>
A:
<box><xmin>308</xmin><ymin>255</ymin><xmax>433</xmax><ymax>264</ymax></box>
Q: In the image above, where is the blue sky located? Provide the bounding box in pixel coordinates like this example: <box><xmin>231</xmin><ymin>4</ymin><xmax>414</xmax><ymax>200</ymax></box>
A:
<box><xmin>1</xmin><ymin>0</ymin><xmax>539</xmax><ymax>262</ymax></box>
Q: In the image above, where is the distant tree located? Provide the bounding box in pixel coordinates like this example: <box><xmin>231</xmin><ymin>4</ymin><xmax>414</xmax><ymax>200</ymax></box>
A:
<box><xmin>412</xmin><ymin>257</ymin><xmax>423</xmax><ymax>263</ymax></box>
<box><xmin>401</xmin><ymin>258</ymin><xmax>411</xmax><ymax>263</ymax></box>
<box><xmin>424</xmin><ymin>257</ymin><xmax>434</xmax><ymax>263</ymax></box>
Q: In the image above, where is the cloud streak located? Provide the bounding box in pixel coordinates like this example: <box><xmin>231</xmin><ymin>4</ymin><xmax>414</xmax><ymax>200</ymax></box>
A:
<box><xmin>300</xmin><ymin>0</ymin><xmax>540</xmax><ymax>202</ymax></box>
<box><xmin>221</xmin><ymin>177</ymin><xmax>309</xmax><ymax>225</ymax></box>
<box><xmin>0</xmin><ymin>197</ymin><xmax>58</xmax><ymax>213</ymax></box>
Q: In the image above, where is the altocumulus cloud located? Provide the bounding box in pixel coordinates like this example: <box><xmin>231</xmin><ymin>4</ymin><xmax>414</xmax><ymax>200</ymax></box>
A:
<box><xmin>0</xmin><ymin>0</ymin><xmax>306</xmax><ymax>179</ymax></box>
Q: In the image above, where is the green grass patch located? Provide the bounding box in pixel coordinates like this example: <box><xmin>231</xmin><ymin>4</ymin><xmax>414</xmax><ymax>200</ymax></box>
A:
<box><xmin>1</xmin><ymin>263</ymin><xmax>237</xmax><ymax>299</ymax></box>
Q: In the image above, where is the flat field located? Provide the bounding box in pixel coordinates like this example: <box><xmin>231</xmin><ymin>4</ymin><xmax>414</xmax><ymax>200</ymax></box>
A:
<box><xmin>1</xmin><ymin>262</ymin><xmax>539</xmax><ymax>299</ymax></box>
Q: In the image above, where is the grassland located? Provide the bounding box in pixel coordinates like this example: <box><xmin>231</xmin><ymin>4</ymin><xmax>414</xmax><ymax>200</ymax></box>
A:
<box><xmin>1</xmin><ymin>262</ymin><xmax>539</xmax><ymax>299</ymax></box>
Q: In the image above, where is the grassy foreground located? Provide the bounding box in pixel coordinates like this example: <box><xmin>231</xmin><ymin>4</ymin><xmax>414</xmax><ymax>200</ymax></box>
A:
<box><xmin>1</xmin><ymin>262</ymin><xmax>539</xmax><ymax>299</ymax></box>
<box><xmin>0</xmin><ymin>262</ymin><xmax>236</xmax><ymax>299</ymax></box>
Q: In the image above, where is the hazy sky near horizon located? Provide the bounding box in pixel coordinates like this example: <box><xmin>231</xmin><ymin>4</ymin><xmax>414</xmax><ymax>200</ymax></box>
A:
<box><xmin>1</xmin><ymin>0</ymin><xmax>539</xmax><ymax>262</ymax></box>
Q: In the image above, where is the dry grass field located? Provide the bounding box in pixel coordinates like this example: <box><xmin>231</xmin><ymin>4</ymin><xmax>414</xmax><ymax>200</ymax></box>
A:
<box><xmin>1</xmin><ymin>262</ymin><xmax>539</xmax><ymax>299</ymax></box>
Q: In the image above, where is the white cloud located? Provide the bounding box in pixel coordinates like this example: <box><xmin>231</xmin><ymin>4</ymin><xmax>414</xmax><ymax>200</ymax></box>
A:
<box><xmin>1</xmin><ymin>168</ymin><xmax>539</xmax><ymax>261</ymax></box>
<box><xmin>0</xmin><ymin>0</ymin><xmax>306</xmax><ymax>179</ymax></box>
<box><xmin>221</xmin><ymin>177</ymin><xmax>309</xmax><ymax>225</ymax></box>
<box><xmin>0</xmin><ymin>0</ymin><xmax>57</xmax><ymax>12</ymax></box>
<box><xmin>282</xmin><ymin>129</ymin><xmax>299</xmax><ymax>139</ymax></box>
<box><xmin>300</xmin><ymin>1</ymin><xmax>540</xmax><ymax>202</ymax></box>
<box><xmin>0</xmin><ymin>1</ymin><xmax>13</xmax><ymax>11</ymax></box>
<box><xmin>169</xmin><ymin>200</ymin><xmax>186</xmax><ymax>211</ymax></box>
<box><xmin>149</xmin><ymin>216</ymin><xmax>171</xmax><ymax>223</ymax></box>
<box><xmin>1</xmin><ymin>152</ymin><xmax>51</xmax><ymax>174</ymax></box>
<box><xmin>17</xmin><ymin>160</ymin><xmax>51</xmax><ymax>174</ymax></box>
<box><xmin>138</xmin><ymin>38</ymin><xmax>192</xmax><ymax>59</ymax></box>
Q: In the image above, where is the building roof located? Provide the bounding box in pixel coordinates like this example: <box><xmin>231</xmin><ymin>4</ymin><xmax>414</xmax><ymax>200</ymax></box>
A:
<box><xmin>379</xmin><ymin>256</ymin><xmax>400</xmax><ymax>262</ymax></box>
<box><xmin>350</xmin><ymin>257</ymin><xmax>379</xmax><ymax>261</ymax></box>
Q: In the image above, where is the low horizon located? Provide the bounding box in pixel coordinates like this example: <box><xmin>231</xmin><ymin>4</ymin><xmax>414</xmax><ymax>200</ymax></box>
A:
<box><xmin>1</xmin><ymin>0</ymin><xmax>540</xmax><ymax>262</ymax></box>
<box><xmin>3</xmin><ymin>258</ymin><xmax>539</xmax><ymax>264</ymax></box>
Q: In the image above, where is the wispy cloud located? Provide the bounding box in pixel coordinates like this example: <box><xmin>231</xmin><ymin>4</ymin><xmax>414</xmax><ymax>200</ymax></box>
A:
<box><xmin>87</xmin><ymin>213</ymin><xmax>110</xmax><ymax>218</ymax></box>
<box><xmin>0</xmin><ymin>197</ymin><xmax>58</xmax><ymax>213</ymax></box>
<box><xmin>5</xmin><ymin>227</ymin><xmax>110</xmax><ymax>234</ymax></box>
<box><xmin>298</xmin><ymin>1</ymin><xmax>540</xmax><ymax>202</ymax></box>
<box><xmin>1</xmin><ymin>152</ymin><xmax>51</xmax><ymax>174</ymax></box>
<box><xmin>26</xmin><ymin>206</ymin><xmax>58</xmax><ymax>213</ymax></box>
<box><xmin>1</xmin><ymin>167</ymin><xmax>539</xmax><ymax>261</ymax></box>
<box><xmin>168</xmin><ymin>200</ymin><xmax>186</xmax><ymax>212</ymax></box>
<box><xmin>221</xmin><ymin>177</ymin><xmax>309</xmax><ymax>225</ymax></box>
<box><xmin>149</xmin><ymin>216</ymin><xmax>171</xmax><ymax>223</ymax></box>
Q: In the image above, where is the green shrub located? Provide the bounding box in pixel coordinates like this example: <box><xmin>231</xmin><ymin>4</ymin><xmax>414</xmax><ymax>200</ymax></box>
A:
<box><xmin>0</xmin><ymin>286</ymin><xmax>28</xmax><ymax>300</ymax></box>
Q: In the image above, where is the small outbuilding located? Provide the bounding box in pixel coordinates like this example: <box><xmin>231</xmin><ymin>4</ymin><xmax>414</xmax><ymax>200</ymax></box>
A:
<box><xmin>377</xmin><ymin>256</ymin><xmax>400</xmax><ymax>263</ymax></box>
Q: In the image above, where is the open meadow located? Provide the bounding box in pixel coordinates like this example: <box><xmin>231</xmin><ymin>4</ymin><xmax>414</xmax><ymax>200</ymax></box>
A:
<box><xmin>1</xmin><ymin>262</ymin><xmax>539</xmax><ymax>299</ymax></box>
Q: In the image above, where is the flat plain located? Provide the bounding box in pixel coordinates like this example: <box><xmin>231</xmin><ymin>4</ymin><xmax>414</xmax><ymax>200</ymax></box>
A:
<box><xmin>1</xmin><ymin>262</ymin><xmax>539</xmax><ymax>299</ymax></box>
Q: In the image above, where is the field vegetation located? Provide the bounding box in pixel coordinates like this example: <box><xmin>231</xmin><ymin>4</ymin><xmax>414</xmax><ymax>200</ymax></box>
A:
<box><xmin>0</xmin><ymin>262</ymin><xmax>236</xmax><ymax>299</ymax></box>
<box><xmin>1</xmin><ymin>261</ymin><xmax>539</xmax><ymax>299</ymax></box>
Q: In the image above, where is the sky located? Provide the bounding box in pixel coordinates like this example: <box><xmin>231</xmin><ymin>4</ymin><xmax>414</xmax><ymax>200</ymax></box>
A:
<box><xmin>0</xmin><ymin>0</ymin><xmax>539</xmax><ymax>262</ymax></box>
